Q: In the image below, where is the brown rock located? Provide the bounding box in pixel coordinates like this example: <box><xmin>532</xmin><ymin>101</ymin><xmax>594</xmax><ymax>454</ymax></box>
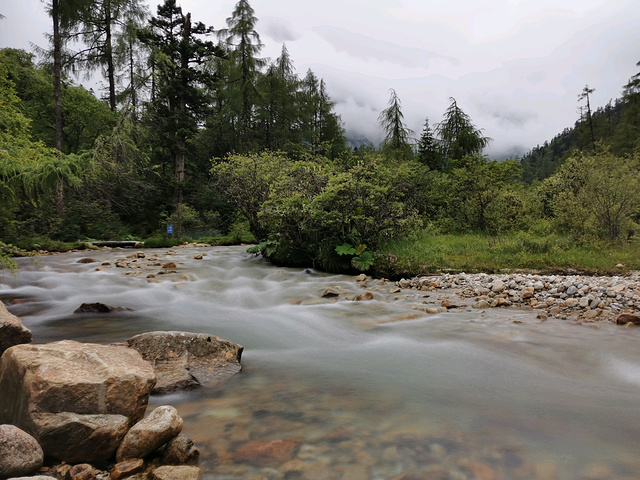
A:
<box><xmin>0</xmin><ymin>424</ymin><xmax>43</xmax><ymax>478</ymax></box>
<box><xmin>354</xmin><ymin>292</ymin><xmax>374</xmax><ymax>301</ymax></box>
<box><xmin>521</xmin><ymin>286</ymin><xmax>535</xmax><ymax>299</ymax></box>
<box><xmin>234</xmin><ymin>439</ymin><xmax>299</xmax><ymax>467</ymax></box>
<box><xmin>110</xmin><ymin>458</ymin><xmax>145</xmax><ymax>479</ymax></box>
<box><xmin>151</xmin><ymin>465</ymin><xmax>202</xmax><ymax>480</ymax></box>
<box><xmin>0</xmin><ymin>341</ymin><xmax>156</xmax><ymax>463</ymax></box>
<box><xmin>616</xmin><ymin>313</ymin><xmax>640</xmax><ymax>325</ymax></box>
<box><xmin>162</xmin><ymin>262</ymin><xmax>177</xmax><ymax>269</ymax></box>
<box><xmin>68</xmin><ymin>463</ymin><xmax>95</xmax><ymax>480</ymax></box>
<box><xmin>0</xmin><ymin>300</ymin><xmax>32</xmax><ymax>356</ymax></box>
<box><xmin>116</xmin><ymin>405</ymin><xmax>183</xmax><ymax>462</ymax></box>
<box><xmin>127</xmin><ymin>331</ymin><xmax>243</xmax><ymax>394</ymax></box>
<box><xmin>78</xmin><ymin>258</ymin><xmax>96</xmax><ymax>263</ymax></box>
<box><xmin>162</xmin><ymin>434</ymin><xmax>199</xmax><ymax>465</ymax></box>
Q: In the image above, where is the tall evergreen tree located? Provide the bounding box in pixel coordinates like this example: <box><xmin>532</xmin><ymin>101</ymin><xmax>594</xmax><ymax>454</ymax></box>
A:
<box><xmin>417</xmin><ymin>117</ymin><xmax>440</xmax><ymax>170</ymax></box>
<box><xmin>75</xmin><ymin>0</ymin><xmax>149</xmax><ymax>111</ymax></box>
<box><xmin>138</xmin><ymin>0</ymin><xmax>222</xmax><ymax>213</ymax></box>
<box><xmin>40</xmin><ymin>0</ymin><xmax>91</xmax><ymax>216</ymax></box>
<box><xmin>435</xmin><ymin>97</ymin><xmax>491</xmax><ymax>170</ymax></box>
<box><xmin>578</xmin><ymin>84</ymin><xmax>596</xmax><ymax>149</ymax></box>
<box><xmin>378</xmin><ymin>88</ymin><xmax>413</xmax><ymax>159</ymax></box>
<box><xmin>257</xmin><ymin>44</ymin><xmax>300</xmax><ymax>151</ymax></box>
<box><xmin>218</xmin><ymin>0</ymin><xmax>266</xmax><ymax>152</ymax></box>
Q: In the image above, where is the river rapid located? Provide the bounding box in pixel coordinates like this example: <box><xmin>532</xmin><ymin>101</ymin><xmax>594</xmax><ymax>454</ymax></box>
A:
<box><xmin>2</xmin><ymin>245</ymin><xmax>640</xmax><ymax>480</ymax></box>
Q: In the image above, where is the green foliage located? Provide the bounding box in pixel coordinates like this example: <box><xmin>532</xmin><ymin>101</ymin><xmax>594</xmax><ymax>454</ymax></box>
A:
<box><xmin>541</xmin><ymin>146</ymin><xmax>640</xmax><ymax>242</ymax></box>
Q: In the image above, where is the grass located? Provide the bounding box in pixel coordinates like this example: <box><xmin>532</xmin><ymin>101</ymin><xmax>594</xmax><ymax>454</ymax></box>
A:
<box><xmin>375</xmin><ymin>231</ymin><xmax>640</xmax><ymax>278</ymax></box>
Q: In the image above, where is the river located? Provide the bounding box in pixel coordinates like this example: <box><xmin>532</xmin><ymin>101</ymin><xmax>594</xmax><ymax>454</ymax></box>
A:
<box><xmin>2</xmin><ymin>245</ymin><xmax>640</xmax><ymax>479</ymax></box>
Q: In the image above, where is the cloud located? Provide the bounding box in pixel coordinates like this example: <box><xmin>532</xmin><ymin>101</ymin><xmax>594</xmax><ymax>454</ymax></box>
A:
<box><xmin>261</xmin><ymin>16</ymin><xmax>302</xmax><ymax>43</ymax></box>
<box><xmin>312</xmin><ymin>26</ymin><xmax>460</xmax><ymax>69</ymax></box>
<box><xmin>475</xmin><ymin>101</ymin><xmax>538</xmax><ymax>129</ymax></box>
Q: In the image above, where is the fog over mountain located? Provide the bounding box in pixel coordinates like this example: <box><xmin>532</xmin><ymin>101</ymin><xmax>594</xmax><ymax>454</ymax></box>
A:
<box><xmin>3</xmin><ymin>0</ymin><xmax>639</xmax><ymax>158</ymax></box>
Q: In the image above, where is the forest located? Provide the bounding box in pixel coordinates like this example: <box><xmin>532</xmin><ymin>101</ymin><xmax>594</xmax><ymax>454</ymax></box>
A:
<box><xmin>1</xmin><ymin>0</ymin><xmax>640</xmax><ymax>276</ymax></box>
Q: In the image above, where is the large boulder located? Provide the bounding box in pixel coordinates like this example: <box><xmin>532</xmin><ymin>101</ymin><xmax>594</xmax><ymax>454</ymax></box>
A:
<box><xmin>0</xmin><ymin>340</ymin><xmax>156</xmax><ymax>463</ymax></box>
<box><xmin>0</xmin><ymin>301</ymin><xmax>32</xmax><ymax>356</ymax></box>
<box><xmin>127</xmin><ymin>331</ymin><xmax>243</xmax><ymax>394</ymax></box>
<box><xmin>0</xmin><ymin>424</ymin><xmax>43</xmax><ymax>478</ymax></box>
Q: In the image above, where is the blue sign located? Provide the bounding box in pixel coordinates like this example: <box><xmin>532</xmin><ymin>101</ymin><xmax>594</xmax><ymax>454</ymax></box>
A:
<box><xmin>166</xmin><ymin>224</ymin><xmax>174</xmax><ymax>235</ymax></box>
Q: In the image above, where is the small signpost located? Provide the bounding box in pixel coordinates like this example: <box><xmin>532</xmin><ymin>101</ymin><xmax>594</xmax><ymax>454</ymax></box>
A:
<box><xmin>166</xmin><ymin>224</ymin><xmax>174</xmax><ymax>235</ymax></box>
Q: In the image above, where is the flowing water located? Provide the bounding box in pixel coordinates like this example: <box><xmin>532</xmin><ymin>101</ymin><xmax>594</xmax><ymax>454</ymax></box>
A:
<box><xmin>2</xmin><ymin>245</ymin><xmax>640</xmax><ymax>479</ymax></box>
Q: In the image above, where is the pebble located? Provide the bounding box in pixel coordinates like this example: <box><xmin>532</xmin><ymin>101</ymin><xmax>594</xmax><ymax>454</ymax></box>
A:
<box><xmin>395</xmin><ymin>272</ymin><xmax>640</xmax><ymax>324</ymax></box>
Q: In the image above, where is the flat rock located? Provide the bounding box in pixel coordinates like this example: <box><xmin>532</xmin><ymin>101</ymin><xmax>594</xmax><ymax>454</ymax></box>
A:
<box><xmin>110</xmin><ymin>458</ymin><xmax>145</xmax><ymax>479</ymax></box>
<box><xmin>0</xmin><ymin>301</ymin><xmax>32</xmax><ymax>356</ymax></box>
<box><xmin>0</xmin><ymin>424</ymin><xmax>43</xmax><ymax>478</ymax></box>
<box><xmin>127</xmin><ymin>331</ymin><xmax>243</xmax><ymax>394</ymax></box>
<box><xmin>0</xmin><ymin>341</ymin><xmax>156</xmax><ymax>463</ymax></box>
<box><xmin>150</xmin><ymin>465</ymin><xmax>202</xmax><ymax>480</ymax></box>
<box><xmin>116</xmin><ymin>406</ymin><xmax>183</xmax><ymax>462</ymax></box>
<box><xmin>234</xmin><ymin>439</ymin><xmax>299</xmax><ymax>467</ymax></box>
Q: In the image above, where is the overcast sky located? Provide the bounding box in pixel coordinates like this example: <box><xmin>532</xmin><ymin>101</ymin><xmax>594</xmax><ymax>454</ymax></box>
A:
<box><xmin>1</xmin><ymin>0</ymin><xmax>639</xmax><ymax>158</ymax></box>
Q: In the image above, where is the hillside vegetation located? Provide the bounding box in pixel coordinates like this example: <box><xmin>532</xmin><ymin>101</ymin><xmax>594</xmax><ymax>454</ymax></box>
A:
<box><xmin>1</xmin><ymin>0</ymin><xmax>640</xmax><ymax>275</ymax></box>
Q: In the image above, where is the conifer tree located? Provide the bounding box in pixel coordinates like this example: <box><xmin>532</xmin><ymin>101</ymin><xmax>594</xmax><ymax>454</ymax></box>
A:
<box><xmin>378</xmin><ymin>88</ymin><xmax>414</xmax><ymax>159</ymax></box>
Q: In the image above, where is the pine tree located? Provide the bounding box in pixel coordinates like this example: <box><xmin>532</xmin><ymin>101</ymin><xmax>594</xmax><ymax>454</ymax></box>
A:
<box><xmin>218</xmin><ymin>0</ymin><xmax>266</xmax><ymax>152</ymax></box>
<box><xmin>138</xmin><ymin>0</ymin><xmax>222</xmax><ymax>216</ymax></box>
<box><xmin>378</xmin><ymin>88</ymin><xmax>414</xmax><ymax>159</ymax></box>
<box><xmin>417</xmin><ymin>117</ymin><xmax>441</xmax><ymax>170</ymax></box>
<box><xmin>435</xmin><ymin>97</ymin><xmax>490</xmax><ymax>170</ymax></box>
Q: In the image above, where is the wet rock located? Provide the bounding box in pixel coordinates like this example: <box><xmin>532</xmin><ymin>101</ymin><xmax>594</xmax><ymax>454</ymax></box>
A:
<box><xmin>162</xmin><ymin>262</ymin><xmax>177</xmax><ymax>269</ymax></box>
<box><xmin>0</xmin><ymin>300</ymin><xmax>32</xmax><ymax>356</ymax></box>
<box><xmin>0</xmin><ymin>424</ymin><xmax>43</xmax><ymax>478</ymax></box>
<box><xmin>354</xmin><ymin>292</ymin><xmax>374</xmax><ymax>301</ymax></box>
<box><xmin>116</xmin><ymin>405</ymin><xmax>184</xmax><ymax>462</ymax></box>
<box><xmin>127</xmin><ymin>331</ymin><xmax>243</xmax><ymax>394</ymax></box>
<box><xmin>321</xmin><ymin>287</ymin><xmax>343</xmax><ymax>298</ymax></box>
<box><xmin>110</xmin><ymin>458</ymin><xmax>145</xmax><ymax>479</ymax></box>
<box><xmin>162</xmin><ymin>434</ymin><xmax>200</xmax><ymax>465</ymax></box>
<box><xmin>234</xmin><ymin>439</ymin><xmax>299</xmax><ymax>467</ymax></box>
<box><xmin>616</xmin><ymin>313</ymin><xmax>640</xmax><ymax>325</ymax></box>
<box><xmin>0</xmin><ymin>340</ymin><xmax>156</xmax><ymax>463</ymax></box>
<box><xmin>473</xmin><ymin>300</ymin><xmax>491</xmax><ymax>309</ymax></box>
<box><xmin>68</xmin><ymin>463</ymin><xmax>95</xmax><ymax>480</ymax></box>
<box><xmin>78</xmin><ymin>258</ymin><xmax>97</xmax><ymax>263</ymax></box>
<box><xmin>151</xmin><ymin>465</ymin><xmax>202</xmax><ymax>480</ymax></box>
<box><xmin>73</xmin><ymin>302</ymin><xmax>133</xmax><ymax>314</ymax></box>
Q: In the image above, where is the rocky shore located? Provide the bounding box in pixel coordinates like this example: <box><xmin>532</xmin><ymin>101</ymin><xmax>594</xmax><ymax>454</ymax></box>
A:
<box><xmin>0</xmin><ymin>293</ymin><xmax>243</xmax><ymax>480</ymax></box>
<box><xmin>389</xmin><ymin>271</ymin><xmax>640</xmax><ymax>326</ymax></box>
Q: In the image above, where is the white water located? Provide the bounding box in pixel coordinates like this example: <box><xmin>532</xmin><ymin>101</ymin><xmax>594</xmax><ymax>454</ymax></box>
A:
<box><xmin>3</xmin><ymin>246</ymin><xmax>640</xmax><ymax>479</ymax></box>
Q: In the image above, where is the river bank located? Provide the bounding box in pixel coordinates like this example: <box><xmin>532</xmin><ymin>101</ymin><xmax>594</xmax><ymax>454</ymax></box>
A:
<box><xmin>4</xmin><ymin>245</ymin><xmax>640</xmax><ymax>480</ymax></box>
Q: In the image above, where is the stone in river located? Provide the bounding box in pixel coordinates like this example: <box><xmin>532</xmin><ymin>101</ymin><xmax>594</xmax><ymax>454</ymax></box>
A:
<box><xmin>162</xmin><ymin>434</ymin><xmax>200</xmax><ymax>465</ymax></box>
<box><xmin>0</xmin><ymin>424</ymin><xmax>43</xmax><ymax>478</ymax></box>
<box><xmin>0</xmin><ymin>300</ymin><xmax>32</xmax><ymax>356</ymax></box>
<box><xmin>116</xmin><ymin>405</ymin><xmax>183</xmax><ymax>462</ymax></box>
<box><xmin>616</xmin><ymin>313</ymin><xmax>640</xmax><ymax>325</ymax></box>
<box><xmin>234</xmin><ymin>439</ymin><xmax>299</xmax><ymax>467</ymax></box>
<box><xmin>150</xmin><ymin>465</ymin><xmax>202</xmax><ymax>480</ymax></box>
<box><xmin>0</xmin><ymin>340</ymin><xmax>156</xmax><ymax>463</ymax></box>
<box><xmin>127</xmin><ymin>331</ymin><xmax>243</xmax><ymax>394</ymax></box>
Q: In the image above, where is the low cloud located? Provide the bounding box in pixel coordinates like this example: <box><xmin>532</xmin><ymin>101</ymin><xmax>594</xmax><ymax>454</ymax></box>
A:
<box><xmin>262</xmin><ymin>16</ymin><xmax>302</xmax><ymax>43</ymax></box>
<box><xmin>313</xmin><ymin>26</ymin><xmax>460</xmax><ymax>69</ymax></box>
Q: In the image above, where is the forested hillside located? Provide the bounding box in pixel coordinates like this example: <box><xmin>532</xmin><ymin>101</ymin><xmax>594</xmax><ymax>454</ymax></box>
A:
<box><xmin>520</xmin><ymin>71</ymin><xmax>640</xmax><ymax>183</ymax></box>
<box><xmin>1</xmin><ymin>0</ymin><xmax>640</xmax><ymax>274</ymax></box>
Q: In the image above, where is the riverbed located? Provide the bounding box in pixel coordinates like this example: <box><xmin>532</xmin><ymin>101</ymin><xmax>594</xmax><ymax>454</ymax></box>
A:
<box><xmin>2</xmin><ymin>245</ymin><xmax>640</xmax><ymax>480</ymax></box>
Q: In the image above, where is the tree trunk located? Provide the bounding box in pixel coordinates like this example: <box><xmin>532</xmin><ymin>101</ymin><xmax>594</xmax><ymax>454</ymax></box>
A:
<box><xmin>52</xmin><ymin>0</ymin><xmax>65</xmax><ymax>217</ymax></box>
<box><xmin>105</xmin><ymin>1</ymin><xmax>116</xmax><ymax>111</ymax></box>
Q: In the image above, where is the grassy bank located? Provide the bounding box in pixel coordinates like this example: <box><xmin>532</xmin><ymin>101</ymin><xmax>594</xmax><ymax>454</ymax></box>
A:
<box><xmin>374</xmin><ymin>231</ymin><xmax>640</xmax><ymax>278</ymax></box>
